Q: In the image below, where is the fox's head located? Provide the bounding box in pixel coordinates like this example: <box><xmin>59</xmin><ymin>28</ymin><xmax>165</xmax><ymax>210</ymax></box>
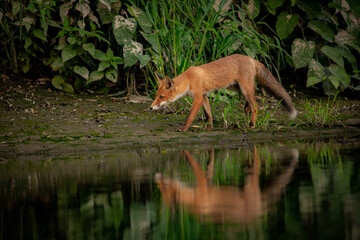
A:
<box><xmin>150</xmin><ymin>73</ymin><xmax>177</xmax><ymax>110</ymax></box>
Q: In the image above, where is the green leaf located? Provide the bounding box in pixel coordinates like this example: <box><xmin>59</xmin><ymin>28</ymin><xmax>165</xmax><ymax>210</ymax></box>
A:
<box><xmin>83</xmin><ymin>43</ymin><xmax>96</xmax><ymax>55</ymax></box>
<box><xmin>308</xmin><ymin>20</ymin><xmax>335</xmax><ymax>42</ymax></box>
<box><xmin>246</xmin><ymin>0</ymin><xmax>260</xmax><ymax>19</ymax></box>
<box><xmin>62</xmin><ymin>83</ymin><xmax>74</xmax><ymax>93</ymax></box>
<box><xmin>87</xmin><ymin>71</ymin><xmax>104</xmax><ymax>85</ymax></box>
<box><xmin>129</xmin><ymin>5</ymin><xmax>152</xmax><ymax>33</ymax></box>
<box><xmin>74</xmin><ymin>66</ymin><xmax>89</xmax><ymax>80</ymax></box>
<box><xmin>24</xmin><ymin>38</ymin><xmax>32</xmax><ymax>49</ymax></box>
<box><xmin>321</xmin><ymin>45</ymin><xmax>344</xmax><ymax>68</ymax></box>
<box><xmin>307</xmin><ymin>77</ymin><xmax>323</xmax><ymax>88</ymax></box>
<box><xmin>52</xmin><ymin>76</ymin><xmax>65</xmax><ymax>90</ymax></box>
<box><xmin>33</xmin><ymin>29</ymin><xmax>47</xmax><ymax>42</ymax></box>
<box><xmin>322</xmin><ymin>79</ymin><xmax>337</xmax><ymax>96</ymax></box>
<box><xmin>123</xmin><ymin>40</ymin><xmax>141</xmax><ymax>67</ymax></box>
<box><xmin>139</xmin><ymin>54</ymin><xmax>151</xmax><ymax>68</ymax></box>
<box><xmin>67</xmin><ymin>36</ymin><xmax>76</xmax><ymax>44</ymax></box>
<box><xmin>291</xmin><ymin>39</ymin><xmax>315</xmax><ymax>69</ymax></box>
<box><xmin>267</xmin><ymin>0</ymin><xmax>285</xmax><ymax>14</ymax></box>
<box><xmin>98</xmin><ymin>61</ymin><xmax>110</xmax><ymax>71</ymax></box>
<box><xmin>328</xmin><ymin>76</ymin><xmax>339</xmax><ymax>89</ymax></box>
<box><xmin>307</xmin><ymin>59</ymin><xmax>325</xmax><ymax>87</ymax></box>
<box><xmin>105</xmin><ymin>69</ymin><xmax>118</xmax><ymax>83</ymax></box>
<box><xmin>328</xmin><ymin>64</ymin><xmax>350</xmax><ymax>88</ymax></box>
<box><xmin>141</xmin><ymin>32</ymin><xmax>159</xmax><ymax>53</ymax></box>
<box><xmin>51</xmin><ymin>57</ymin><xmax>63</xmax><ymax>70</ymax></box>
<box><xmin>296</xmin><ymin>0</ymin><xmax>321</xmax><ymax>19</ymax></box>
<box><xmin>112</xmin><ymin>15</ymin><xmax>137</xmax><ymax>45</ymax></box>
<box><xmin>106</xmin><ymin>48</ymin><xmax>114</xmax><ymax>58</ymax></box>
<box><xmin>347</xmin><ymin>0</ymin><xmax>360</xmax><ymax>18</ymax></box>
<box><xmin>61</xmin><ymin>47</ymin><xmax>76</xmax><ymax>62</ymax></box>
<box><xmin>276</xmin><ymin>12</ymin><xmax>299</xmax><ymax>39</ymax></box>
<box><xmin>12</xmin><ymin>1</ymin><xmax>21</xmax><ymax>16</ymax></box>
<box><xmin>93</xmin><ymin>49</ymin><xmax>107</xmax><ymax>61</ymax></box>
<box><xmin>335</xmin><ymin>47</ymin><xmax>357</xmax><ymax>69</ymax></box>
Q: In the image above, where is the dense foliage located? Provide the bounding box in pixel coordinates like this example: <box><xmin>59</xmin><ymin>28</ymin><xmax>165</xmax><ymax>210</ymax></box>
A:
<box><xmin>0</xmin><ymin>0</ymin><xmax>359</xmax><ymax>96</ymax></box>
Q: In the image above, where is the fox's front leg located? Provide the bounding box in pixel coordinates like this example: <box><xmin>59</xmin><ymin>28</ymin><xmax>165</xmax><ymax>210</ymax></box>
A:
<box><xmin>178</xmin><ymin>94</ymin><xmax>203</xmax><ymax>132</ymax></box>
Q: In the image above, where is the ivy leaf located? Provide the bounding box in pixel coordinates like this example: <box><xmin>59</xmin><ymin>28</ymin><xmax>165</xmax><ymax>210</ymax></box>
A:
<box><xmin>123</xmin><ymin>40</ymin><xmax>150</xmax><ymax>68</ymax></box>
<box><xmin>86</xmin><ymin>71</ymin><xmax>104</xmax><ymax>85</ymax></box>
<box><xmin>51</xmin><ymin>75</ymin><xmax>65</xmax><ymax>90</ymax></box>
<box><xmin>308</xmin><ymin>20</ymin><xmax>335</xmax><ymax>42</ymax></box>
<box><xmin>105</xmin><ymin>69</ymin><xmax>118</xmax><ymax>83</ymax></box>
<box><xmin>129</xmin><ymin>5</ymin><xmax>152</xmax><ymax>33</ymax></box>
<box><xmin>321</xmin><ymin>45</ymin><xmax>344</xmax><ymax>68</ymax></box>
<box><xmin>67</xmin><ymin>36</ymin><xmax>76</xmax><ymax>44</ymax></box>
<box><xmin>307</xmin><ymin>77</ymin><xmax>323</xmax><ymax>88</ymax></box>
<box><xmin>291</xmin><ymin>38</ymin><xmax>315</xmax><ymax>69</ymax></box>
<box><xmin>112</xmin><ymin>15</ymin><xmax>137</xmax><ymax>45</ymax></box>
<box><xmin>62</xmin><ymin>47</ymin><xmax>76</xmax><ymax>62</ymax></box>
<box><xmin>74</xmin><ymin>66</ymin><xmax>89</xmax><ymax>80</ymax></box>
<box><xmin>276</xmin><ymin>11</ymin><xmax>299</xmax><ymax>39</ymax></box>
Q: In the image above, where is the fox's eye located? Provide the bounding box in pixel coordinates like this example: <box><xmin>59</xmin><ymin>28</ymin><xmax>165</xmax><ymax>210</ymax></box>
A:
<box><xmin>159</xmin><ymin>95</ymin><xmax>164</xmax><ymax>99</ymax></box>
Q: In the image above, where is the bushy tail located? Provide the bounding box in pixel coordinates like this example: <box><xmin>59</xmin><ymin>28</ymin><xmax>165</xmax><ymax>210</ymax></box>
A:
<box><xmin>255</xmin><ymin>61</ymin><xmax>297</xmax><ymax>119</ymax></box>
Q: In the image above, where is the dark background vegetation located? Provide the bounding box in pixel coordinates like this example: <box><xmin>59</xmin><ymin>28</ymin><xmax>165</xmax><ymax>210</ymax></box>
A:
<box><xmin>1</xmin><ymin>0</ymin><xmax>359</xmax><ymax>98</ymax></box>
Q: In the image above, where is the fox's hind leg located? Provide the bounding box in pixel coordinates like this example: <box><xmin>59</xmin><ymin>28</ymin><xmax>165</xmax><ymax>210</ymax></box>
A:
<box><xmin>202</xmin><ymin>94</ymin><xmax>213</xmax><ymax>130</ymax></box>
<box><xmin>238</xmin><ymin>81</ymin><xmax>258</xmax><ymax>128</ymax></box>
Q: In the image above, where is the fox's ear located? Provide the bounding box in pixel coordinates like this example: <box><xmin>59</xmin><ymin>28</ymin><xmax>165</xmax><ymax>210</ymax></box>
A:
<box><xmin>164</xmin><ymin>76</ymin><xmax>174</xmax><ymax>90</ymax></box>
<box><xmin>155</xmin><ymin>72</ymin><xmax>165</xmax><ymax>83</ymax></box>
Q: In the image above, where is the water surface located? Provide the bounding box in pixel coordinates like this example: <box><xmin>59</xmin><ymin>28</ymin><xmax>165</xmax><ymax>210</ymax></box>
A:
<box><xmin>1</xmin><ymin>140</ymin><xmax>359</xmax><ymax>240</ymax></box>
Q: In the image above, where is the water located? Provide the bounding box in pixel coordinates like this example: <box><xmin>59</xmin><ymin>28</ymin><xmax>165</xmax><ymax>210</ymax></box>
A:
<box><xmin>1</xmin><ymin>140</ymin><xmax>359</xmax><ymax>240</ymax></box>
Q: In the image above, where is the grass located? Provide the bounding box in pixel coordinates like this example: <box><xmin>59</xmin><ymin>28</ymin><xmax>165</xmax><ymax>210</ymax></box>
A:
<box><xmin>302</xmin><ymin>96</ymin><xmax>342</xmax><ymax>128</ymax></box>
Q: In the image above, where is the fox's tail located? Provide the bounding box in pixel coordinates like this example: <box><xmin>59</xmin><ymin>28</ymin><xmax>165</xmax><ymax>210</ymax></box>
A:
<box><xmin>255</xmin><ymin>61</ymin><xmax>297</xmax><ymax>120</ymax></box>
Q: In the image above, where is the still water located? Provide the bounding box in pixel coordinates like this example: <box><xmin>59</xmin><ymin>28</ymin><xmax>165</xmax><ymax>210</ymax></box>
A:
<box><xmin>0</xmin><ymin>140</ymin><xmax>359</xmax><ymax>240</ymax></box>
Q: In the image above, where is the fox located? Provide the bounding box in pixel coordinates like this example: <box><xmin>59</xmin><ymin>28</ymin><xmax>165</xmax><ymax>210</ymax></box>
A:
<box><xmin>156</xmin><ymin>146</ymin><xmax>299</xmax><ymax>223</ymax></box>
<box><xmin>150</xmin><ymin>54</ymin><xmax>297</xmax><ymax>131</ymax></box>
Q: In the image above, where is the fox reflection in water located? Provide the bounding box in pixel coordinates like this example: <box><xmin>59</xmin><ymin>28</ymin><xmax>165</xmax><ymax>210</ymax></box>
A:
<box><xmin>156</xmin><ymin>146</ymin><xmax>299</xmax><ymax>223</ymax></box>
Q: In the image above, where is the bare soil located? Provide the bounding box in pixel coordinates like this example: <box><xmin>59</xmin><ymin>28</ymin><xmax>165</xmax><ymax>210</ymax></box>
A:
<box><xmin>1</xmin><ymin>75</ymin><xmax>360</xmax><ymax>160</ymax></box>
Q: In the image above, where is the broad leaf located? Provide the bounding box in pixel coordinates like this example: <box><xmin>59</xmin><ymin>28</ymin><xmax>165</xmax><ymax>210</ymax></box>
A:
<box><xmin>93</xmin><ymin>49</ymin><xmax>107</xmax><ymax>61</ymax></box>
<box><xmin>75</xmin><ymin>2</ymin><xmax>90</xmax><ymax>18</ymax></box>
<box><xmin>67</xmin><ymin>37</ymin><xmax>76</xmax><ymax>44</ymax></box>
<box><xmin>62</xmin><ymin>47</ymin><xmax>76</xmax><ymax>62</ymax></box>
<box><xmin>307</xmin><ymin>77</ymin><xmax>323</xmax><ymax>88</ymax></box>
<box><xmin>62</xmin><ymin>83</ymin><xmax>74</xmax><ymax>93</ymax></box>
<box><xmin>139</xmin><ymin>54</ymin><xmax>151</xmax><ymax>68</ymax></box>
<box><xmin>112</xmin><ymin>15</ymin><xmax>137</xmax><ymax>45</ymax></box>
<box><xmin>246</xmin><ymin>0</ymin><xmax>260</xmax><ymax>19</ymax></box>
<box><xmin>86</xmin><ymin>71</ymin><xmax>104</xmax><ymax>85</ymax></box>
<box><xmin>33</xmin><ymin>29</ymin><xmax>47</xmax><ymax>42</ymax></box>
<box><xmin>291</xmin><ymin>39</ymin><xmax>315</xmax><ymax>69</ymax></box>
<box><xmin>328</xmin><ymin>64</ymin><xmax>350</xmax><ymax>88</ymax></box>
<box><xmin>129</xmin><ymin>5</ymin><xmax>152</xmax><ymax>33</ymax></box>
<box><xmin>141</xmin><ymin>32</ymin><xmax>159</xmax><ymax>53</ymax></box>
<box><xmin>276</xmin><ymin>12</ymin><xmax>299</xmax><ymax>39</ymax></box>
<box><xmin>51</xmin><ymin>57</ymin><xmax>63</xmax><ymax>70</ymax></box>
<box><xmin>296</xmin><ymin>0</ymin><xmax>321</xmax><ymax>19</ymax></box>
<box><xmin>308</xmin><ymin>20</ymin><xmax>335</xmax><ymax>42</ymax></box>
<box><xmin>322</xmin><ymin>79</ymin><xmax>337</xmax><ymax>96</ymax></box>
<box><xmin>52</xmin><ymin>76</ymin><xmax>65</xmax><ymax>90</ymax></box>
<box><xmin>105</xmin><ymin>69</ymin><xmax>118</xmax><ymax>83</ymax></box>
<box><xmin>98</xmin><ymin>61</ymin><xmax>110</xmax><ymax>71</ymax></box>
<box><xmin>83</xmin><ymin>43</ymin><xmax>95</xmax><ymax>55</ymax></box>
<box><xmin>328</xmin><ymin>76</ymin><xmax>339</xmax><ymax>89</ymax></box>
<box><xmin>307</xmin><ymin>59</ymin><xmax>325</xmax><ymax>87</ymax></box>
<box><xmin>321</xmin><ymin>45</ymin><xmax>344</xmax><ymax>68</ymax></box>
<box><xmin>336</xmin><ymin>47</ymin><xmax>357</xmax><ymax>69</ymax></box>
<box><xmin>74</xmin><ymin>66</ymin><xmax>89</xmax><ymax>80</ymax></box>
<box><xmin>267</xmin><ymin>0</ymin><xmax>285</xmax><ymax>14</ymax></box>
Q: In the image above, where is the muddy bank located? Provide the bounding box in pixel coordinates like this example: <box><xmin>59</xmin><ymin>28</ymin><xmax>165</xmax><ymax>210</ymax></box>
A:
<box><xmin>1</xmin><ymin>77</ymin><xmax>360</xmax><ymax>160</ymax></box>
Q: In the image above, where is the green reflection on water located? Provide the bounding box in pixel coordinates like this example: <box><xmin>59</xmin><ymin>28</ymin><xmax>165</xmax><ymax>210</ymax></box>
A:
<box><xmin>0</xmin><ymin>141</ymin><xmax>359</xmax><ymax>240</ymax></box>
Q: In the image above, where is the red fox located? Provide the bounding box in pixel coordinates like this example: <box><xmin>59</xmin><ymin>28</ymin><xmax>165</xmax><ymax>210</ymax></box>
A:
<box><xmin>156</xmin><ymin>147</ymin><xmax>299</xmax><ymax>223</ymax></box>
<box><xmin>150</xmin><ymin>54</ymin><xmax>297</xmax><ymax>131</ymax></box>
